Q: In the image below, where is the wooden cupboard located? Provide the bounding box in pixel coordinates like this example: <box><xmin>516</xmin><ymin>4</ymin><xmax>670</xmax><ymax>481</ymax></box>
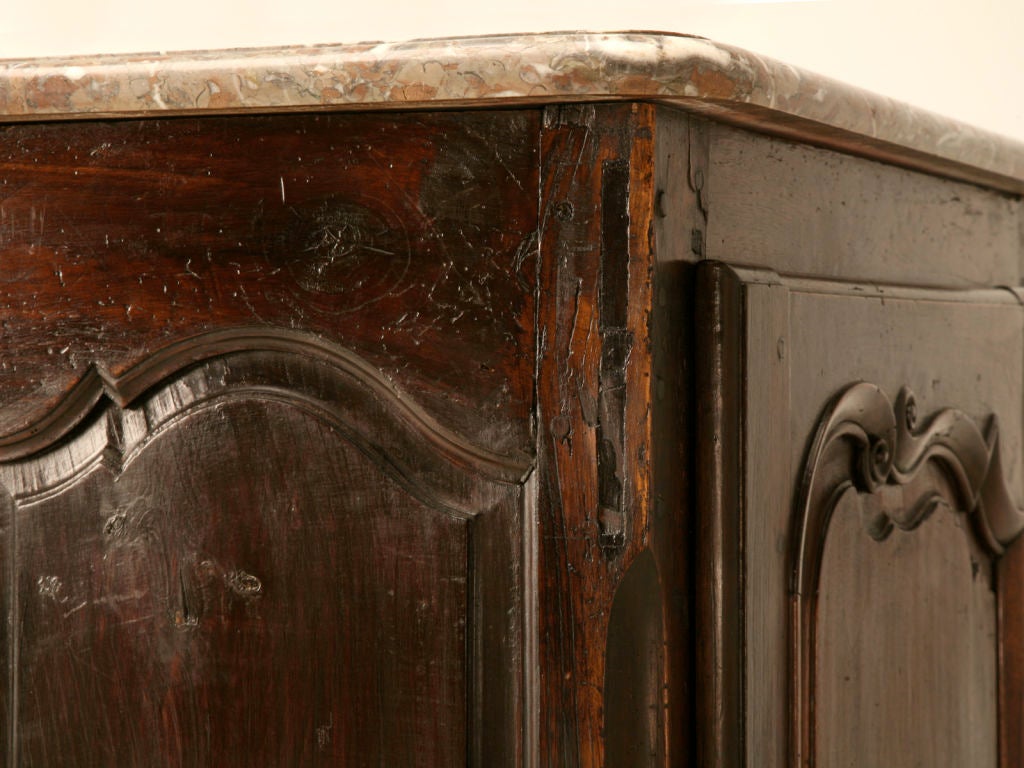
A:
<box><xmin>1</xmin><ymin>32</ymin><xmax>1023</xmax><ymax>767</ymax></box>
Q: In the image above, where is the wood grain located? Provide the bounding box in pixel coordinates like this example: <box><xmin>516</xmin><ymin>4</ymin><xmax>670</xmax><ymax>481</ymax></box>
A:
<box><xmin>0</xmin><ymin>110</ymin><xmax>539</xmax><ymax>461</ymax></box>
<box><xmin>0</xmin><ymin>108</ymin><xmax>538</xmax><ymax>767</ymax></box>
<box><xmin>696</xmin><ymin>263</ymin><xmax>1024</xmax><ymax>768</ymax></box>
<box><xmin>790</xmin><ymin>377</ymin><xmax>1022</xmax><ymax>766</ymax></box>
<box><xmin>18</xmin><ymin>399</ymin><xmax>473</xmax><ymax>765</ymax></box>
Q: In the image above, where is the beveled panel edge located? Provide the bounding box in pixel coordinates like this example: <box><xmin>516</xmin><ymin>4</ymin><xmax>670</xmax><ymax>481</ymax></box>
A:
<box><xmin>0</xmin><ymin>32</ymin><xmax>1022</xmax><ymax>194</ymax></box>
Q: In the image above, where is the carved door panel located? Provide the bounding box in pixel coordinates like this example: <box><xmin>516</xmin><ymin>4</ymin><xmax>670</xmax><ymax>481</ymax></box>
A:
<box><xmin>0</xmin><ymin>110</ymin><xmax>540</xmax><ymax>766</ymax></box>
<box><xmin>696</xmin><ymin>262</ymin><xmax>1024</xmax><ymax>768</ymax></box>
<box><xmin>1</xmin><ymin>336</ymin><xmax>525</xmax><ymax>766</ymax></box>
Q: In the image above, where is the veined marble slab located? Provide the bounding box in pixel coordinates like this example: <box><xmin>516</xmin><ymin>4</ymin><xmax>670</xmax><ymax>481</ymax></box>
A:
<box><xmin>0</xmin><ymin>32</ymin><xmax>1022</xmax><ymax>193</ymax></box>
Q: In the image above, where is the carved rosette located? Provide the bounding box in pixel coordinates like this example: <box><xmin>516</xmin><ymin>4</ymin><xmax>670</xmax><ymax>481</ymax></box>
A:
<box><xmin>790</xmin><ymin>382</ymin><xmax>1024</xmax><ymax>767</ymax></box>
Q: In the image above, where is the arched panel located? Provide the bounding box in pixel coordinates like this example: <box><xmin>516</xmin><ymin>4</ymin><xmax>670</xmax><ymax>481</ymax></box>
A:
<box><xmin>1</xmin><ymin>329</ymin><xmax>528</xmax><ymax>766</ymax></box>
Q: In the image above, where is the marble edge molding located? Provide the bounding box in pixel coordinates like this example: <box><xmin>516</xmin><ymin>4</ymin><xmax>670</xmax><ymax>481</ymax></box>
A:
<box><xmin>0</xmin><ymin>31</ymin><xmax>1022</xmax><ymax>194</ymax></box>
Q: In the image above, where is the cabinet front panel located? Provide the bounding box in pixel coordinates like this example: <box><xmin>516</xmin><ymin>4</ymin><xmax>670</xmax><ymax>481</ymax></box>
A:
<box><xmin>0</xmin><ymin>108</ymin><xmax>536</xmax><ymax>766</ymax></box>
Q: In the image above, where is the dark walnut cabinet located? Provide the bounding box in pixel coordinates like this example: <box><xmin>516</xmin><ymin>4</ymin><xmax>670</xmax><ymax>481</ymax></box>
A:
<box><xmin>1</xmin><ymin>32</ymin><xmax>1023</xmax><ymax>767</ymax></box>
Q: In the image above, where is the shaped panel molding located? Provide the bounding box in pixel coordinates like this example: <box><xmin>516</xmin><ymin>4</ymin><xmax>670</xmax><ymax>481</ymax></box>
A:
<box><xmin>790</xmin><ymin>382</ymin><xmax>1024</xmax><ymax>766</ymax></box>
<box><xmin>0</xmin><ymin>327</ymin><xmax>529</xmax><ymax>508</ymax></box>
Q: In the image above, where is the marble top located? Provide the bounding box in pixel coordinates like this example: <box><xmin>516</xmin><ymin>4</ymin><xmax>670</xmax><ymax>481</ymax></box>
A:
<box><xmin>1</xmin><ymin>32</ymin><xmax>1022</xmax><ymax>194</ymax></box>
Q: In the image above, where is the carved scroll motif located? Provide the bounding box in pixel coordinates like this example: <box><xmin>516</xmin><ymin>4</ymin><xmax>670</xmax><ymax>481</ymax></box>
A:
<box><xmin>790</xmin><ymin>382</ymin><xmax>1024</xmax><ymax>767</ymax></box>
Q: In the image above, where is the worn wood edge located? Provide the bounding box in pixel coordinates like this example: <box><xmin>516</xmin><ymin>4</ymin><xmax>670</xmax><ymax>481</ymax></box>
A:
<box><xmin>533</xmin><ymin>101</ymin><xmax>660</xmax><ymax>766</ymax></box>
<box><xmin>1</xmin><ymin>32</ymin><xmax>1021</xmax><ymax>195</ymax></box>
<box><xmin>625</xmin><ymin>101</ymin><xmax>658</xmax><ymax>566</ymax></box>
<box><xmin>0</xmin><ymin>327</ymin><xmax>531</xmax><ymax>484</ymax></box>
<box><xmin>534</xmin><ymin>102</ymin><xmax>606</xmax><ymax>767</ymax></box>
<box><xmin>694</xmin><ymin>260</ymin><xmax>745</xmax><ymax>768</ymax></box>
<box><xmin>623</xmin><ymin>100</ymin><xmax>669</xmax><ymax>763</ymax></box>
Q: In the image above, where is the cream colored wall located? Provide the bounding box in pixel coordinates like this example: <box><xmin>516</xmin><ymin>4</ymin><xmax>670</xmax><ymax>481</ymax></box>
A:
<box><xmin>2</xmin><ymin>0</ymin><xmax>1021</xmax><ymax>141</ymax></box>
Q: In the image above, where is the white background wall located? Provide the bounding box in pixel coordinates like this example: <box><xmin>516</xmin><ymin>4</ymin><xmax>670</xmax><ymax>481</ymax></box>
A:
<box><xmin>3</xmin><ymin>0</ymin><xmax>1022</xmax><ymax>142</ymax></box>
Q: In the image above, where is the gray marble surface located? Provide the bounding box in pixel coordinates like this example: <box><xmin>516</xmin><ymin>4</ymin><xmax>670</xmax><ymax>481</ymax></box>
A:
<box><xmin>1</xmin><ymin>32</ymin><xmax>1022</xmax><ymax>192</ymax></box>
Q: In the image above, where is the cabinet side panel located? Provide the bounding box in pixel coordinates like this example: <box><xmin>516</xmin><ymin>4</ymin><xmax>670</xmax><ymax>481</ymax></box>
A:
<box><xmin>707</xmin><ymin>264</ymin><xmax>1024</xmax><ymax>768</ymax></box>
